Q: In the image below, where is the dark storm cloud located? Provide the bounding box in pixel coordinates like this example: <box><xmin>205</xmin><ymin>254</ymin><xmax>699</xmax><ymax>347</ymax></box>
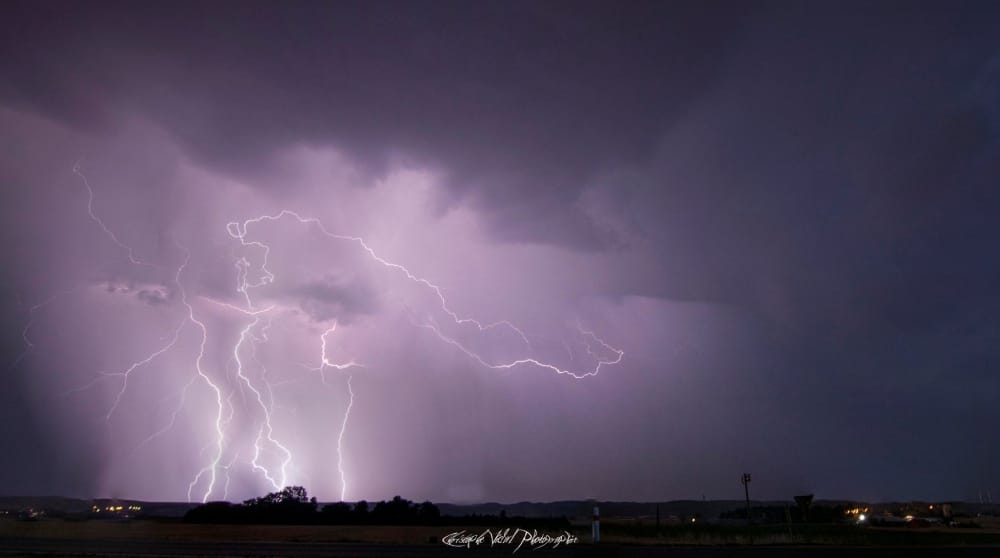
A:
<box><xmin>102</xmin><ymin>279</ymin><xmax>173</xmax><ymax>307</ymax></box>
<box><xmin>3</xmin><ymin>0</ymin><xmax>1000</xmax><ymax>501</ymax></box>
<box><xmin>0</xmin><ymin>0</ymin><xmax>751</xmax><ymax>250</ymax></box>
<box><xmin>136</xmin><ymin>288</ymin><xmax>170</xmax><ymax>307</ymax></box>
<box><xmin>289</xmin><ymin>274</ymin><xmax>380</xmax><ymax>323</ymax></box>
<box><xmin>4</xmin><ymin>1</ymin><xmax>998</xmax><ymax>311</ymax></box>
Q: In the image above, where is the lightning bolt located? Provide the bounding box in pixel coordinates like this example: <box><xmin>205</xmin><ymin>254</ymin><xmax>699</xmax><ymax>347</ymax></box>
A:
<box><xmin>60</xmin><ymin>163</ymin><xmax>187</xmax><ymax>427</ymax></box>
<box><xmin>176</xmin><ymin>250</ymin><xmax>226</xmax><ymax>504</ymax></box>
<box><xmin>132</xmin><ymin>374</ymin><xmax>197</xmax><ymax>452</ymax></box>
<box><xmin>304</xmin><ymin>321</ymin><xmax>360</xmax><ymax>500</ymax></box>
<box><xmin>25</xmin><ymin>163</ymin><xmax>623</xmax><ymax>504</ymax></box>
<box><xmin>413</xmin><ymin>319</ymin><xmax>623</xmax><ymax>379</ymax></box>
<box><xmin>104</xmin><ymin>320</ymin><xmax>186</xmax><ymax>421</ymax></box>
<box><xmin>77</xmin><ymin>164</ymin><xmax>234</xmax><ymax>504</ymax></box>
<box><xmin>72</xmin><ymin>160</ymin><xmax>155</xmax><ymax>268</ymax></box>
<box><xmin>226</xmin><ymin>209</ymin><xmax>621</xmax><ymax>377</ymax></box>
<box><xmin>221</xmin><ymin>451</ymin><xmax>241</xmax><ymax>502</ymax></box>
<box><xmin>227</xmin><ymin>209</ymin><xmax>624</xmax><ymax>501</ymax></box>
<box><xmin>34</xmin><ymin>165</ymin><xmax>235</xmax><ymax>504</ymax></box>
<box><xmin>337</xmin><ymin>375</ymin><xmax>354</xmax><ymax>502</ymax></box>
<box><xmin>11</xmin><ymin>287</ymin><xmax>84</xmax><ymax>370</ymax></box>
<box><xmin>235</xmin><ymin>317</ymin><xmax>292</xmax><ymax>490</ymax></box>
<box><xmin>308</xmin><ymin>322</ymin><xmax>363</xmax><ymax>384</ymax></box>
<box><xmin>228</xmin><ymin>211</ymin><xmax>527</xmax><ymax>345</ymax></box>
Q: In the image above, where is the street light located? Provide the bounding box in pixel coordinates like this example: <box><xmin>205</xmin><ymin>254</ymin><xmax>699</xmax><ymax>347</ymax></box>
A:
<box><xmin>742</xmin><ymin>473</ymin><xmax>752</xmax><ymax>523</ymax></box>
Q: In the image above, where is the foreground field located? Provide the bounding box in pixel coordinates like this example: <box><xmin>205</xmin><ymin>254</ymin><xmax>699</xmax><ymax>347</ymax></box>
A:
<box><xmin>1</xmin><ymin>519</ymin><xmax>448</xmax><ymax>545</ymax></box>
<box><xmin>3</xmin><ymin>536</ymin><xmax>1000</xmax><ymax>557</ymax></box>
<box><xmin>592</xmin><ymin>518</ymin><xmax>1000</xmax><ymax>546</ymax></box>
<box><xmin>2</xmin><ymin>519</ymin><xmax>1000</xmax><ymax>557</ymax></box>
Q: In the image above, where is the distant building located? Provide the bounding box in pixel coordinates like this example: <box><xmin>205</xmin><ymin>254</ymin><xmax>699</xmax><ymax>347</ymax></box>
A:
<box><xmin>90</xmin><ymin>501</ymin><xmax>143</xmax><ymax>519</ymax></box>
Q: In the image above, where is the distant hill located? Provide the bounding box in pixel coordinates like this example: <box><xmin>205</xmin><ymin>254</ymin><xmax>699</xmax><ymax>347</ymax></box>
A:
<box><xmin>0</xmin><ymin>496</ymin><xmax>92</xmax><ymax>513</ymax></box>
<box><xmin>442</xmin><ymin>500</ymin><xmax>821</xmax><ymax>519</ymax></box>
<box><xmin>432</xmin><ymin>499</ymin><xmax>1000</xmax><ymax>519</ymax></box>
<box><xmin>0</xmin><ymin>496</ymin><xmax>197</xmax><ymax>518</ymax></box>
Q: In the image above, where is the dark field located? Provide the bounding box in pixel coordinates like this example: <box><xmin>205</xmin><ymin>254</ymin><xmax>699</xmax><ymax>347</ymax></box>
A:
<box><xmin>3</xmin><ymin>519</ymin><xmax>1000</xmax><ymax>557</ymax></box>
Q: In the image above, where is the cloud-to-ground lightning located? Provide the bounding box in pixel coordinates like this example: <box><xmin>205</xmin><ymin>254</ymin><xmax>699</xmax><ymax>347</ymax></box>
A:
<box><xmin>337</xmin><ymin>375</ymin><xmax>354</xmax><ymax>502</ymax></box>
<box><xmin>53</xmin><ymin>164</ymin><xmax>234</xmax><ymax>503</ymax></box>
<box><xmin>176</xmin><ymin>250</ymin><xmax>228</xmax><ymax>504</ymax></box>
<box><xmin>221</xmin><ymin>451</ymin><xmax>241</xmax><ymax>502</ymax></box>
<box><xmin>24</xmin><ymin>165</ymin><xmax>623</xmax><ymax>504</ymax></box>
<box><xmin>235</xmin><ymin>317</ymin><xmax>292</xmax><ymax>490</ymax></box>
<box><xmin>227</xmin><ymin>209</ymin><xmax>624</xmax><ymax>499</ymax></box>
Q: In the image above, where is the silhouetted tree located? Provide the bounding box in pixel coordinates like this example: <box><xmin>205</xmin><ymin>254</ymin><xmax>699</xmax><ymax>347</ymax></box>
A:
<box><xmin>321</xmin><ymin>501</ymin><xmax>353</xmax><ymax>524</ymax></box>
<box><xmin>353</xmin><ymin>500</ymin><xmax>370</xmax><ymax>523</ymax></box>
<box><xmin>418</xmin><ymin>501</ymin><xmax>440</xmax><ymax>523</ymax></box>
<box><xmin>185</xmin><ymin>489</ymin><xmax>446</xmax><ymax>526</ymax></box>
<box><xmin>372</xmin><ymin>495</ymin><xmax>417</xmax><ymax>524</ymax></box>
<box><xmin>243</xmin><ymin>485</ymin><xmax>310</xmax><ymax>506</ymax></box>
<box><xmin>240</xmin><ymin>486</ymin><xmax>317</xmax><ymax>524</ymax></box>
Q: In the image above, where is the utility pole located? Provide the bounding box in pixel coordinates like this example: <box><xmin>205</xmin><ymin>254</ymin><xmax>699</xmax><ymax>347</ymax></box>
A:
<box><xmin>742</xmin><ymin>473</ymin><xmax>752</xmax><ymax>524</ymax></box>
<box><xmin>742</xmin><ymin>474</ymin><xmax>755</xmax><ymax>545</ymax></box>
<box><xmin>592</xmin><ymin>506</ymin><xmax>600</xmax><ymax>544</ymax></box>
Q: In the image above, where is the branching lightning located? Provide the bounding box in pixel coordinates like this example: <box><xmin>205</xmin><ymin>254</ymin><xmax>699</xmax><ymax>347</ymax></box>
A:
<box><xmin>413</xmin><ymin>318</ymin><xmax>623</xmax><ymax>379</ymax></box>
<box><xmin>12</xmin><ymin>287</ymin><xmax>83</xmax><ymax>370</ymax></box>
<box><xmin>72</xmin><ymin>160</ymin><xmax>155</xmax><ymax>268</ymax></box>
<box><xmin>176</xmin><ymin>250</ymin><xmax>227</xmax><ymax>504</ymax></box>
<box><xmin>104</xmin><ymin>320</ymin><xmax>186</xmax><ymax>421</ymax></box>
<box><xmin>311</xmin><ymin>322</ymin><xmax>363</xmax><ymax>380</ymax></box>
<box><xmin>235</xmin><ymin>317</ymin><xmax>292</xmax><ymax>490</ymax></box>
<box><xmin>226</xmin><ymin>210</ymin><xmax>621</xmax><ymax>377</ymax></box>
<box><xmin>227</xmin><ymin>209</ymin><xmax>623</xmax><ymax>500</ymax></box>
<box><xmin>227</xmin><ymin>211</ymin><xmax>535</xmax><ymax>346</ymax></box>
<box><xmin>21</xmin><ymin>165</ymin><xmax>624</xmax><ymax>503</ymax></box>
<box><xmin>133</xmin><ymin>374</ymin><xmax>197</xmax><ymax>452</ymax></box>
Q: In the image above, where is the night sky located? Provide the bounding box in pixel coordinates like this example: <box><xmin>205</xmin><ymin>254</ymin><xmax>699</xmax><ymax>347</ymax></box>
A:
<box><xmin>1</xmin><ymin>1</ymin><xmax>999</xmax><ymax>504</ymax></box>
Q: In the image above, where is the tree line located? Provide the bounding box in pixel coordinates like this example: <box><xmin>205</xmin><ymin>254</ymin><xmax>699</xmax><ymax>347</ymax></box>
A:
<box><xmin>183</xmin><ymin>486</ymin><xmax>568</xmax><ymax>528</ymax></box>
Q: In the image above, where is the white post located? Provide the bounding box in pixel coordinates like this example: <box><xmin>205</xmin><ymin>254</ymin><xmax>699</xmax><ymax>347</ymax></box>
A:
<box><xmin>592</xmin><ymin>506</ymin><xmax>600</xmax><ymax>543</ymax></box>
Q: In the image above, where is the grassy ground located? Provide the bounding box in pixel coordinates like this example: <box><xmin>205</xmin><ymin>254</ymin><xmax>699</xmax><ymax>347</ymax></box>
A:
<box><xmin>0</xmin><ymin>519</ymin><xmax>452</xmax><ymax>544</ymax></box>
<box><xmin>594</xmin><ymin>520</ymin><xmax>1000</xmax><ymax>546</ymax></box>
<box><xmin>3</xmin><ymin>518</ymin><xmax>1000</xmax><ymax>547</ymax></box>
